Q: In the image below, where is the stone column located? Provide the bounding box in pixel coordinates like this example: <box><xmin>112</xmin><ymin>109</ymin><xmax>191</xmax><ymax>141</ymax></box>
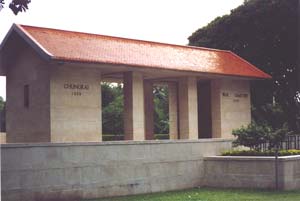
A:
<box><xmin>168</xmin><ymin>82</ymin><xmax>178</xmax><ymax>139</ymax></box>
<box><xmin>144</xmin><ymin>80</ymin><xmax>154</xmax><ymax>140</ymax></box>
<box><xmin>123</xmin><ymin>72</ymin><xmax>145</xmax><ymax>140</ymax></box>
<box><xmin>178</xmin><ymin>77</ymin><xmax>198</xmax><ymax>139</ymax></box>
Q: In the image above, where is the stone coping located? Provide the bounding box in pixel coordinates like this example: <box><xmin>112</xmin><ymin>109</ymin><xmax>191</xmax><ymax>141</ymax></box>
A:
<box><xmin>204</xmin><ymin>155</ymin><xmax>300</xmax><ymax>161</ymax></box>
<box><xmin>0</xmin><ymin>138</ymin><xmax>233</xmax><ymax>148</ymax></box>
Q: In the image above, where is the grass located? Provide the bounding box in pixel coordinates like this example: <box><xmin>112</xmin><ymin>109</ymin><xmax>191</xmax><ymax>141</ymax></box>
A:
<box><xmin>86</xmin><ymin>187</ymin><xmax>300</xmax><ymax>201</ymax></box>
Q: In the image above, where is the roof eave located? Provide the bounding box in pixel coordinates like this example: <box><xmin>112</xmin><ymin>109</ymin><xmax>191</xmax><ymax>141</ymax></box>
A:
<box><xmin>228</xmin><ymin>51</ymin><xmax>272</xmax><ymax>79</ymax></box>
<box><xmin>51</xmin><ymin>56</ymin><xmax>272</xmax><ymax>80</ymax></box>
<box><xmin>0</xmin><ymin>24</ymin><xmax>53</xmax><ymax>62</ymax></box>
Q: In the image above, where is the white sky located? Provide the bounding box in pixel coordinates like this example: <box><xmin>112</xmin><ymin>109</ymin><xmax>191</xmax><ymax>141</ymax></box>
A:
<box><xmin>0</xmin><ymin>0</ymin><xmax>244</xmax><ymax>100</ymax></box>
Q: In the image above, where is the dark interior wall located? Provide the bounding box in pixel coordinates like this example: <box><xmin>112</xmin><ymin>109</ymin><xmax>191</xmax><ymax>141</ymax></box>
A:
<box><xmin>197</xmin><ymin>81</ymin><xmax>212</xmax><ymax>138</ymax></box>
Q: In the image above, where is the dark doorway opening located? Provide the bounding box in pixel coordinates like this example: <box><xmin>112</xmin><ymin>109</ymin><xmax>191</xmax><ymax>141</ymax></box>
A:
<box><xmin>197</xmin><ymin>81</ymin><xmax>212</xmax><ymax>138</ymax></box>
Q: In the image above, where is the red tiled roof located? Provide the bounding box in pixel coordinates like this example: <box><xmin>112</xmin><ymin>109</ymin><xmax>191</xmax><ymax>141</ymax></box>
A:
<box><xmin>6</xmin><ymin>24</ymin><xmax>271</xmax><ymax>79</ymax></box>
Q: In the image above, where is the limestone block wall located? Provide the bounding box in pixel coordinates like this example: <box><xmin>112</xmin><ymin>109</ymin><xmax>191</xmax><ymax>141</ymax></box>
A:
<box><xmin>211</xmin><ymin>79</ymin><xmax>251</xmax><ymax>139</ymax></box>
<box><xmin>1</xmin><ymin>139</ymin><xmax>232</xmax><ymax>201</ymax></box>
<box><xmin>5</xmin><ymin>47</ymin><xmax>51</xmax><ymax>142</ymax></box>
<box><xmin>204</xmin><ymin>156</ymin><xmax>300</xmax><ymax>190</ymax></box>
<box><xmin>50</xmin><ymin>65</ymin><xmax>102</xmax><ymax>142</ymax></box>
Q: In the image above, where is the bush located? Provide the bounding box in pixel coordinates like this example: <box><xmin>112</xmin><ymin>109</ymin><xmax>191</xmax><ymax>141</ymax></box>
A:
<box><xmin>232</xmin><ymin>122</ymin><xmax>292</xmax><ymax>151</ymax></box>
<box><xmin>222</xmin><ymin>149</ymin><xmax>300</xmax><ymax>156</ymax></box>
<box><xmin>102</xmin><ymin>134</ymin><xmax>124</xmax><ymax>141</ymax></box>
<box><xmin>154</xmin><ymin>134</ymin><xmax>169</xmax><ymax>140</ymax></box>
<box><xmin>232</xmin><ymin>122</ymin><xmax>271</xmax><ymax>150</ymax></box>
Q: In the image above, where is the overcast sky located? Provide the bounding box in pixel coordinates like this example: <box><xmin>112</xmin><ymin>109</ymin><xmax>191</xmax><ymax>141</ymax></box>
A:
<box><xmin>0</xmin><ymin>0</ymin><xmax>244</xmax><ymax>100</ymax></box>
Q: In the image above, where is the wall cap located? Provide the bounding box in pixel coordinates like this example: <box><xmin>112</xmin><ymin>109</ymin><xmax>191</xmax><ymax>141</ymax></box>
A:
<box><xmin>204</xmin><ymin>155</ymin><xmax>300</xmax><ymax>161</ymax></box>
<box><xmin>1</xmin><ymin>138</ymin><xmax>233</xmax><ymax>148</ymax></box>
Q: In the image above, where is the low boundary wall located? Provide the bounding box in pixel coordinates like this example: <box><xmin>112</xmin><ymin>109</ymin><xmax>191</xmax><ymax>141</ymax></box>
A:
<box><xmin>204</xmin><ymin>155</ymin><xmax>300</xmax><ymax>190</ymax></box>
<box><xmin>1</xmin><ymin>139</ymin><xmax>232</xmax><ymax>201</ymax></box>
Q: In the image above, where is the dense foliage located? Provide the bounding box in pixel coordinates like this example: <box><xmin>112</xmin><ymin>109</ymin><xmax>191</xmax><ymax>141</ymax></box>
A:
<box><xmin>232</xmin><ymin>92</ymin><xmax>294</xmax><ymax>150</ymax></box>
<box><xmin>0</xmin><ymin>0</ymin><xmax>30</xmax><ymax>15</ymax></box>
<box><xmin>232</xmin><ymin>121</ymin><xmax>291</xmax><ymax>151</ymax></box>
<box><xmin>232</xmin><ymin>122</ymin><xmax>270</xmax><ymax>150</ymax></box>
<box><xmin>101</xmin><ymin>83</ymin><xmax>169</xmax><ymax>136</ymax></box>
<box><xmin>0</xmin><ymin>96</ymin><xmax>4</xmax><ymax>111</ymax></box>
<box><xmin>0</xmin><ymin>96</ymin><xmax>5</xmax><ymax>132</ymax></box>
<box><xmin>102</xmin><ymin>83</ymin><xmax>124</xmax><ymax>135</ymax></box>
<box><xmin>189</xmin><ymin>0</ymin><xmax>299</xmax><ymax>132</ymax></box>
<box><xmin>153</xmin><ymin>86</ymin><xmax>169</xmax><ymax>134</ymax></box>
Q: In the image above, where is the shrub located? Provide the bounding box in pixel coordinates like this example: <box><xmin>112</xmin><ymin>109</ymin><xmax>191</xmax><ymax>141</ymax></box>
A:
<box><xmin>232</xmin><ymin>122</ymin><xmax>270</xmax><ymax>150</ymax></box>
<box><xmin>232</xmin><ymin>122</ymin><xmax>292</xmax><ymax>151</ymax></box>
<box><xmin>222</xmin><ymin>149</ymin><xmax>300</xmax><ymax>156</ymax></box>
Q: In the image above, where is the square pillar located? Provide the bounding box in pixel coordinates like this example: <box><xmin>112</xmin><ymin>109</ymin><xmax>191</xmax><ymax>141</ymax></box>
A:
<box><xmin>178</xmin><ymin>77</ymin><xmax>198</xmax><ymax>139</ymax></box>
<box><xmin>123</xmin><ymin>72</ymin><xmax>145</xmax><ymax>140</ymax></box>
<box><xmin>144</xmin><ymin>80</ymin><xmax>154</xmax><ymax>140</ymax></box>
<box><xmin>168</xmin><ymin>82</ymin><xmax>178</xmax><ymax>139</ymax></box>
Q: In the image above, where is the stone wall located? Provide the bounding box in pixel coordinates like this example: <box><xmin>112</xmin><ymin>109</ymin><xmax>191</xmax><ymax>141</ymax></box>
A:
<box><xmin>1</xmin><ymin>139</ymin><xmax>232</xmax><ymax>201</ymax></box>
<box><xmin>204</xmin><ymin>155</ymin><xmax>300</xmax><ymax>190</ymax></box>
<box><xmin>50</xmin><ymin>65</ymin><xmax>102</xmax><ymax>142</ymax></box>
<box><xmin>211</xmin><ymin>79</ymin><xmax>251</xmax><ymax>139</ymax></box>
<box><xmin>5</xmin><ymin>46</ymin><xmax>51</xmax><ymax>143</ymax></box>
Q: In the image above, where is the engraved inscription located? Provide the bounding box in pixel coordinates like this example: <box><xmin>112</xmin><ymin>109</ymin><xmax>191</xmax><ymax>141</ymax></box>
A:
<box><xmin>222</xmin><ymin>91</ymin><xmax>248</xmax><ymax>103</ymax></box>
<box><xmin>71</xmin><ymin>91</ymin><xmax>82</xmax><ymax>96</ymax></box>
<box><xmin>222</xmin><ymin>92</ymin><xmax>229</xmax><ymax>97</ymax></box>
<box><xmin>234</xmin><ymin>93</ymin><xmax>248</xmax><ymax>98</ymax></box>
<box><xmin>64</xmin><ymin>83</ymin><xmax>89</xmax><ymax>96</ymax></box>
<box><xmin>64</xmin><ymin>83</ymin><xmax>89</xmax><ymax>90</ymax></box>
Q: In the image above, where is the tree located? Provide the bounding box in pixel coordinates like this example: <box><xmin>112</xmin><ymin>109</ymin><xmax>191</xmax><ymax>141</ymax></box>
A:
<box><xmin>188</xmin><ymin>0</ymin><xmax>299</xmax><ymax>132</ymax></box>
<box><xmin>0</xmin><ymin>0</ymin><xmax>30</xmax><ymax>15</ymax></box>
<box><xmin>0</xmin><ymin>96</ymin><xmax>4</xmax><ymax>111</ymax></box>
<box><xmin>153</xmin><ymin>85</ymin><xmax>169</xmax><ymax>134</ymax></box>
<box><xmin>101</xmin><ymin>83</ymin><xmax>124</xmax><ymax>135</ymax></box>
<box><xmin>0</xmin><ymin>96</ymin><xmax>5</xmax><ymax>132</ymax></box>
<box><xmin>101</xmin><ymin>83</ymin><xmax>170</xmax><ymax>136</ymax></box>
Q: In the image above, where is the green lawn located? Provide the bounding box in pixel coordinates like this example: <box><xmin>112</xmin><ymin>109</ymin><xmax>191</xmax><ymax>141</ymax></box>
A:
<box><xmin>86</xmin><ymin>188</ymin><xmax>300</xmax><ymax>201</ymax></box>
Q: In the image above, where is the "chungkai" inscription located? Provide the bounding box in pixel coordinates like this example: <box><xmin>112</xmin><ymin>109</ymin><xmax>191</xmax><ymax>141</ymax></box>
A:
<box><xmin>64</xmin><ymin>83</ymin><xmax>89</xmax><ymax>90</ymax></box>
<box><xmin>63</xmin><ymin>83</ymin><xmax>90</xmax><ymax>96</ymax></box>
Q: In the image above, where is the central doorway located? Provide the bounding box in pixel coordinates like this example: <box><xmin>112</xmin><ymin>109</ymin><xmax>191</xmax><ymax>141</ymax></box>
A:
<box><xmin>197</xmin><ymin>81</ymin><xmax>212</xmax><ymax>138</ymax></box>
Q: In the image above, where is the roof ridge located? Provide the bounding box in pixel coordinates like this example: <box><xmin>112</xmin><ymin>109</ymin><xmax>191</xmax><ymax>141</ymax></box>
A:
<box><xmin>18</xmin><ymin>24</ymin><xmax>231</xmax><ymax>54</ymax></box>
